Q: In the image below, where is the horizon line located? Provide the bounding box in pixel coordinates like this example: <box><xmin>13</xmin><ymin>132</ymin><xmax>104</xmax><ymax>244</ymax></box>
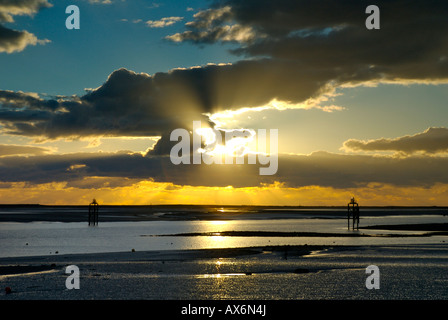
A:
<box><xmin>0</xmin><ymin>203</ymin><xmax>447</xmax><ymax>208</ymax></box>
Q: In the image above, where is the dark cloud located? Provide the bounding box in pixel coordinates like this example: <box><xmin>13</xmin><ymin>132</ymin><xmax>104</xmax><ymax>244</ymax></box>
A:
<box><xmin>343</xmin><ymin>127</ymin><xmax>448</xmax><ymax>154</ymax></box>
<box><xmin>0</xmin><ymin>0</ymin><xmax>51</xmax><ymax>53</ymax></box>
<box><xmin>0</xmin><ymin>63</ymin><xmax>331</xmax><ymax>155</ymax></box>
<box><xmin>0</xmin><ymin>69</ymin><xmax>213</xmax><ymax>140</ymax></box>
<box><xmin>0</xmin><ymin>59</ymin><xmax>336</xmax><ymax>133</ymax></box>
<box><xmin>169</xmin><ymin>0</ymin><xmax>448</xmax><ymax>83</ymax></box>
<box><xmin>0</xmin><ymin>90</ymin><xmax>59</xmax><ymax>111</ymax></box>
<box><xmin>0</xmin><ymin>24</ymin><xmax>45</xmax><ymax>53</ymax></box>
<box><xmin>276</xmin><ymin>152</ymin><xmax>448</xmax><ymax>189</ymax></box>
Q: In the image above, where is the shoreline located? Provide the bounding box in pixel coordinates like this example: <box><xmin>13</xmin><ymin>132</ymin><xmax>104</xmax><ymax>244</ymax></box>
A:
<box><xmin>2</xmin><ymin>206</ymin><xmax>448</xmax><ymax>300</ymax></box>
<box><xmin>0</xmin><ymin>244</ymin><xmax>322</xmax><ymax>264</ymax></box>
<box><xmin>150</xmin><ymin>226</ymin><xmax>448</xmax><ymax>238</ymax></box>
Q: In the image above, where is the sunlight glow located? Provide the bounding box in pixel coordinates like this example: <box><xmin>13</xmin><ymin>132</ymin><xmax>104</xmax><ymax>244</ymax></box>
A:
<box><xmin>1</xmin><ymin>179</ymin><xmax>448</xmax><ymax>206</ymax></box>
<box><xmin>195</xmin><ymin>127</ymin><xmax>255</xmax><ymax>158</ymax></box>
<box><xmin>209</xmin><ymin>219</ymin><xmax>229</xmax><ymax>225</ymax></box>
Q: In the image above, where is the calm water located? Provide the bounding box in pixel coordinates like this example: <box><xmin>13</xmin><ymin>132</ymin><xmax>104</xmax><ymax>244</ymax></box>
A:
<box><xmin>1</xmin><ymin>211</ymin><xmax>447</xmax><ymax>257</ymax></box>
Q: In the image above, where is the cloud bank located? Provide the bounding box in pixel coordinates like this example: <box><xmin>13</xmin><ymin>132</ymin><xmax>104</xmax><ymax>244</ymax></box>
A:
<box><xmin>0</xmin><ymin>149</ymin><xmax>447</xmax><ymax>190</ymax></box>
<box><xmin>343</xmin><ymin>127</ymin><xmax>448</xmax><ymax>155</ymax></box>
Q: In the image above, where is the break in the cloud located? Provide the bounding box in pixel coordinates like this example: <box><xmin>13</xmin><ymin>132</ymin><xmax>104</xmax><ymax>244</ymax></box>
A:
<box><xmin>146</xmin><ymin>16</ymin><xmax>183</xmax><ymax>28</ymax></box>
<box><xmin>0</xmin><ymin>0</ymin><xmax>51</xmax><ymax>53</ymax></box>
<box><xmin>0</xmin><ymin>144</ymin><xmax>51</xmax><ymax>156</ymax></box>
<box><xmin>343</xmin><ymin>127</ymin><xmax>448</xmax><ymax>155</ymax></box>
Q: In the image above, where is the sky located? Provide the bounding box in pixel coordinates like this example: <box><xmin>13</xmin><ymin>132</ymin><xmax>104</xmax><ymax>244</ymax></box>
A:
<box><xmin>0</xmin><ymin>0</ymin><xmax>448</xmax><ymax>206</ymax></box>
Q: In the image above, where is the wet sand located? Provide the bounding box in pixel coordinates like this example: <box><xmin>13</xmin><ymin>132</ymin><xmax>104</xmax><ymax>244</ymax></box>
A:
<box><xmin>360</xmin><ymin>223</ymin><xmax>448</xmax><ymax>232</ymax></box>
<box><xmin>1</xmin><ymin>244</ymin><xmax>448</xmax><ymax>301</ymax></box>
<box><xmin>151</xmin><ymin>229</ymin><xmax>446</xmax><ymax>237</ymax></box>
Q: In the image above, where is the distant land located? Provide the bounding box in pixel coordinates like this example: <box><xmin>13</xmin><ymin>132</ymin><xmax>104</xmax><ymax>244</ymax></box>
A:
<box><xmin>1</xmin><ymin>203</ymin><xmax>447</xmax><ymax>224</ymax></box>
<box><xmin>0</xmin><ymin>204</ymin><xmax>447</xmax><ymax>209</ymax></box>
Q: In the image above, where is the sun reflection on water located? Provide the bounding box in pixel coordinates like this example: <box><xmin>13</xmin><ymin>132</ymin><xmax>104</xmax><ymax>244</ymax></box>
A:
<box><xmin>196</xmin><ymin>220</ymin><xmax>245</xmax><ymax>249</ymax></box>
<box><xmin>196</xmin><ymin>259</ymin><xmax>248</xmax><ymax>279</ymax></box>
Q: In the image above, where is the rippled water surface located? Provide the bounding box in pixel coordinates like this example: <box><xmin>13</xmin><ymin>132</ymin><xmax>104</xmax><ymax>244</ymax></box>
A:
<box><xmin>1</xmin><ymin>206</ymin><xmax>447</xmax><ymax>257</ymax></box>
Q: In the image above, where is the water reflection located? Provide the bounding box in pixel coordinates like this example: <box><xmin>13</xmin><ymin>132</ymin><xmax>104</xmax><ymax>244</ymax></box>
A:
<box><xmin>208</xmin><ymin>220</ymin><xmax>229</xmax><ymax>226</ymax></box>
<box><xmin>1</xmin><ymin>214</ymin><xmax>447</xmax><ymax>257</ymax></box>
<box><xmin>195</xmin><ymin>220</ymin><xmax>245</xmax><ymax>249</ymax></box>
<box><xmin>198</xmin><ymin>273</ymin><xmax>248</xmax><ymax>278</ymax></box>
<box><xmin>197</xmin><ymin>259</ymin><xmax>247</xmax><ymax>278</ymax></box>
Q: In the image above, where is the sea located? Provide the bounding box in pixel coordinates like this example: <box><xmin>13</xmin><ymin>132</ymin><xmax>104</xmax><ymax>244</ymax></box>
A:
<box><xmin>1</xmin><ymin>205</ymin><xmax>447</xmax><ymax>258</ymax></box>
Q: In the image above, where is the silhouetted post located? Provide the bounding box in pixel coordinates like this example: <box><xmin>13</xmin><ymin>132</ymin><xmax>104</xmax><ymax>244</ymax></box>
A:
<box><xmin>88</xmin><ymin>198</ymin><xmax>99</xmax><ymax>226</ymax></box>
<box><xmin>347</xmin><ymin>197</ymin><xmax>359</xmax><ymax>230</ymax></box>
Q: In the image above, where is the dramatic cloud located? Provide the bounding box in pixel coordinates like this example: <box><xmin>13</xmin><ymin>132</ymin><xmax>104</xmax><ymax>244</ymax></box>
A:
<box><xmin>3</xmin><ymin>1</ymin><xmax>446</xmax><ymax>137</ymax></box>
<box><xmin>0</xmin><ymin>0</ymin><xmax>51</xmax><ymax>53</ymax></box>
<box><xmin>1</xmin><ymin>0</ymin><xmax>447</xmax><ymax>198</ymax></box>
<box><xmin>0</xmin><ymin>63</ymin><xmax>338</xmax><ymax>146</ymax></box>
<box><xmin>0</xmin><ymin>68</ymin><xmax>213</xmax><ymax>140</ymax></box>
<box><xmin>343</xmin><ymin>127</ymin><xmax>448</xmax><ymax>155</ymax></box>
